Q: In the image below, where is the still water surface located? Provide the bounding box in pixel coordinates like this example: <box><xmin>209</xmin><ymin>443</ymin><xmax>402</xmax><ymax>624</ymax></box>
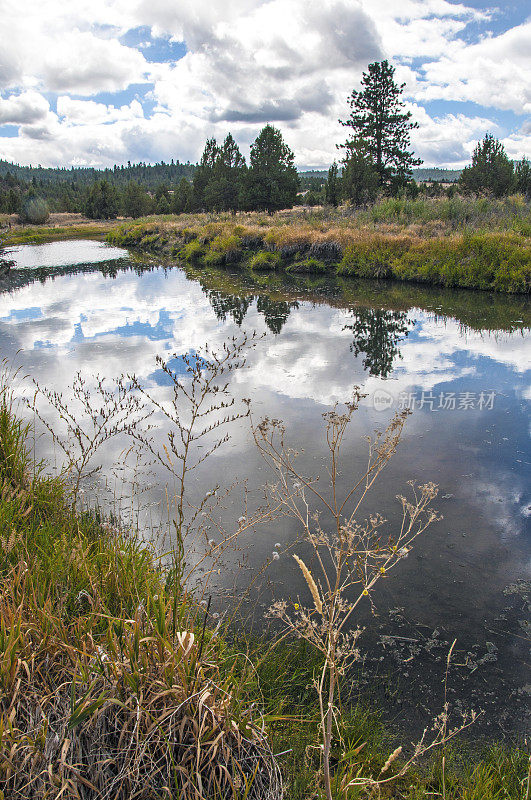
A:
<box><xmin>1</xmin><ymin>240</ymin><xmax>529</xmax><ymax>738</ymax></box>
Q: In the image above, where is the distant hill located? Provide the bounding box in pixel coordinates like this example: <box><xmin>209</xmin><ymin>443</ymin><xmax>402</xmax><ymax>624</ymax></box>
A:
<box><xmin>0</xmin><ymin>159</ymin><xmax>195</xmax><ymax>189</ymax></box>
<box><xmin>412</xmin><ymin>168</ymin><xmax>462</xmax><ymax>182</ymax></box>
<box><xmin>0</xmin><ymin>161</ymin><xmax>462</xmax><ymax>190</ymax></box>
<box><xmin>298</xmin><ymin>168</ymin><xmax>462</xmax><ymax>184</ymax></box>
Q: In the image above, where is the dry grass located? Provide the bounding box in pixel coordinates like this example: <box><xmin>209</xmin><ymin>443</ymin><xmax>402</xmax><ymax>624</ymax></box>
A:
<box><xmin>0</xmin><ymin>574</ymin><xmax>280</xmax><ymax>800</ymax></box>
<box><xmin>0</xmin><ymin>378</ymin><xmax>281</xmax><ymax>800</ymax></box>
<box><xmin>107</xmin><ymin>198</ymin><xmax>531</xmax><ymax>294</ymax></box>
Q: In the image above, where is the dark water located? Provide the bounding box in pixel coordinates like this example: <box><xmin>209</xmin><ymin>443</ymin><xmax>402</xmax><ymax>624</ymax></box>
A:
<box><xmin>1</xmin><ymin>240</ymin><xmax>529</xmax><ymax>740</ymax></box>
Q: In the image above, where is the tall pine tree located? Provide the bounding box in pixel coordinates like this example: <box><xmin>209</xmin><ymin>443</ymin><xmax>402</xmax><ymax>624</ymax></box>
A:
<box><xmin>204</xmin><ymin>134</ymin><xmax>246</xmax><ymax>212</ymax></box>
<box><xmin>244</xmin><ymin>125</ymin><xmax>299</xmax><ymax>212</ymax></box>
<box><xmin>340</xmin><ymin>60</ymin><xmax>421</xmax><ymax>191</ymax></box>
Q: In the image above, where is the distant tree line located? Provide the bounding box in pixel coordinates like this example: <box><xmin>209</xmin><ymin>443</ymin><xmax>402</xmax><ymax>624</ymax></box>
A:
<box><xmin>1</xmin><ymin>59</ymin><xmax>529</xmax><ymax>222</ymax></box>
<box><xmin>0</xmin><ymin>126</ymin><xmax>300</xmax><ymax>219</ymax></box>
<box><xmin>0</xmin><ymin>159</ymin><xmax>195</xmax><ymax>219</ymax></box>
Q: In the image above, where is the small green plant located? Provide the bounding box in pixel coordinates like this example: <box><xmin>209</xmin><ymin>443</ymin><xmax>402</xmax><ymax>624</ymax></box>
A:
<box><xmin>249</xmin><ymin>250</ymin><xmax>282</xmax><ymax>271</ymax></box>
<box><xmin>286</xmin><ymin>257</ymin><xmax>327</xmax><ymax>274</ymax></box>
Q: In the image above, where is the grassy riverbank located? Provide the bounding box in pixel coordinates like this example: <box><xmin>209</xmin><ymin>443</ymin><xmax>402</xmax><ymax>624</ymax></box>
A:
<box><xmin>1</xmin><ymin>222</ymin><xmax>114</xmax><ymax>246</ymax></box>
<box><xmin>0</xmin><ymin>391</ymin><xmax>529</xmax><ymax>797</ymax></box>
<box><xmin>107</xmin><ymin>197</ymin><xmax>531</xmax><ymax>294</ymax></box>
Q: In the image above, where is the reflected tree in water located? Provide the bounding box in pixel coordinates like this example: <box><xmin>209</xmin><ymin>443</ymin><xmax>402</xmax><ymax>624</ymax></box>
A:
<box><xmin>204</xmin><ymin>286</ymin><xmax>299</xmax><ymax>334</ymax></box>
<box><xmin>206</xmin><ymin>290</ymin><xmax>253</xmax><ymax>326</ymax></box>
<box><xmin>256</xmin><ymin>295</ymin><xmax>299</xmax><ymax>334</ymax></box>
<box><xmin>344</xmin><ymin>308</ymin><xmax>412</xmax><ymax>377</ymax></box>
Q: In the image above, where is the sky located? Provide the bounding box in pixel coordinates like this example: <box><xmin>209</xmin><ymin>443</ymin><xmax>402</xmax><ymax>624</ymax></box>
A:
<box><xmin>0</xmin><ymin>0</ymin><xmax>529</xmax><ymax>170</ymax></box>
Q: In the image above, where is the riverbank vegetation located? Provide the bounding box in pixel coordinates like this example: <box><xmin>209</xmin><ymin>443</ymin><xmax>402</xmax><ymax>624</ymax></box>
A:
<box><xmin>0</xmin><ymin>219</ymin><xmax>113</xmax><ymax>246</ymax></box>
<box><xmin>1</xmin><ymin>358</ymin><xmax>530</xmax><ymax>798</ymax></box>
<box><xmin>107</xmin><ymin>196</ymin><xmax>531</xmax><ymax>294</ymax></box>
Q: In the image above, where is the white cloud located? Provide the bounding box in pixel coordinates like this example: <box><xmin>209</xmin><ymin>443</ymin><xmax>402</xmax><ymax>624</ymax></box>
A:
<box><xmin>42</xmin><ymin>33</ymin><xmax>149</xmax><ymax>94</ymax></box>
<box><xmin>0</xmin><ymin>0</ymin><xmax>529</xmax><ymax>167</ymax></box>
<box><xmin>409</xmin><ymin>105</ymin><xmax>500</xmax><ymax>168</ymax></box>
<box><xmin>0</xmin><ymin>91</ymin><xmax>49</xmax><ymax>125</ymax></box>
<box><xmin>0</xmin><ymin>0</ymin><xmax>149</xmax><ymax>95</ymax></box>
<box><xmin>57</xmin><ymin>97</ymin><xmax>145</xmax><ymax>126</ymax></box>
<box><xmin>417</xmin><ymin>22</ymin><xmax>531</xmax><ymax>113</ymax></box>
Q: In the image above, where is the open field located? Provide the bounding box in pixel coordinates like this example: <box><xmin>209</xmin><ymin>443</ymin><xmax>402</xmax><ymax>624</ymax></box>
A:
<box><xmin>107</xmin><ymin>197</ymin><xmax>531</xmax><ymax>294</ymax></box>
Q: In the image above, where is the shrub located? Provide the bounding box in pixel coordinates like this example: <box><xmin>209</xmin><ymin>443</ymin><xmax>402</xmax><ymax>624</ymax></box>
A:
<box><xmin>204</xmin><ymin>233</ymin><xmax>243</xmax><ymax>266</ymax></box>
<box><xmin>18</xmin><ymin>197</ymin><xmax>50</xmax><ymax>225</ymax></box>
<box><xmin>287</xmin><ymin>257</ymin><xmax>328</xmax><ymax>274</ymax></box>
<box><xmin>182</xmin><ymin>238</ymin><xmax>206</xmax><ymax>263</ymax></box>
<box><xmin>249</xmin><ymin>251</ymin><xmax>282</xmax><ymax>270</ymax></box>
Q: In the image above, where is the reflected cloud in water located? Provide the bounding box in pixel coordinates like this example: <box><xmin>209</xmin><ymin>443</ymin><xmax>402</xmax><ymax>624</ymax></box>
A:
<box><xmin>1</xmin><ymin>242</ymin><xmax>530</xmax><ymax>734</ymax></box>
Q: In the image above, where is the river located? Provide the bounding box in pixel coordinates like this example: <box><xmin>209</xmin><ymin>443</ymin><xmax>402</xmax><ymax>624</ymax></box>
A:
<box><xmin>1</xmin><ymin>239</ymin><xmax>529</xmax><ymax>740</ymax></box>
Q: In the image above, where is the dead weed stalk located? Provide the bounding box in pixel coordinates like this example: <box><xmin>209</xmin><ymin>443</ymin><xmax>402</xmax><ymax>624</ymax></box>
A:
<box><xmin>253</xmin><ymin>393</ymin><xmax>476</xmax><ymax>798</ymax></box>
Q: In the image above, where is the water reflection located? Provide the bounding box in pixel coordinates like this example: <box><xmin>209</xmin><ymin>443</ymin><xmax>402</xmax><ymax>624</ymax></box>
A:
<box><xmin>1</xmin><ymin>242</ymin><xmax>530</xmax><ymax>739</ymax></box>
<box><xmin>6</xmin><ymin>239</ymin><xmax>127</xmax><ymax>269</ymax></box>
<box><xmin>344</xmin><ymin>308</ymin><xmax>412</xmax><ymax>378</ymax></box>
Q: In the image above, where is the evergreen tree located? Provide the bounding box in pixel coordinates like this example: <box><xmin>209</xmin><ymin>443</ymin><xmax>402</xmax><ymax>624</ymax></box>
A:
<box><xmin>123</xmin><ymin>181</ymin><xmax>151</xmax><ymax>218</ymax></box>
<box><xmin>172</xmin><ymin>177</ymin><xmax>194</xmax><ymax>214</ymax></box>
<box><xmin>460</xmin><ymin>134</ymin><xmax>515</xmax><ymax>197</ymax></box>
<box><xmin>156</xmin><ymin>195</ymin><xmax>171</xmax><ymax>214</ymax></box>
<box><xmin>515</xmin><ymin>157</ymin><xmax>530</xmax><ymax>198</ymax></box>
<box><xmin>341</xmin><ymin>145</ymin><xmax>379</xmax><ymax>206</ymax></box>
<box><xmin>302</xmin><ymin>191</ymin><xmax>320</xmax><ymax>206</ymax></box>
<box><xmin>6</xmin><ymin>188</ymin><xmax>21</xmax><ymax>213</ymax></box>
<box><xmin>244</xmin><ymin>125</ymin><xmax>299</xmax><ymax>212</ymax></box>
<box><xmin>204</xmin><ymin>134</ymin><xmax>246</xmax><ymax>212</ymax></box>
<box><xmin>324</xmin><ymin>161</ymin><xmax>340</xmax><ymax>206</ymax></box>
<box><xmin>84</xmin><ymin>180</ymin><xmax>120</xmax><ymax>219</ymax></box>
<box><xmin>193</xmin><ymin>138</ymin><xmax>220</xmax><ymax>210</ymax></box>
<box><xmin>340</xmin><ymin>60</ymin><xmax>421</xmax><ymax>190</ymax></box>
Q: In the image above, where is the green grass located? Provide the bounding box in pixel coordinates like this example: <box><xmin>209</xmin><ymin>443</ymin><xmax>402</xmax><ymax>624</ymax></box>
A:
<box><xmin>286</xmin><ymin>256</ymin><xmax>328</xmax><ymax>274</ymax></box>
<box><xmin>361</xmin><ymin>194</ymin><xmax>531</xmax><ymax>232</ymax></box>
<box><xmin>249</xmin><ymin>250</ymin><xmax>282</xmax><ymax>270</ymax></box>
<box><xmin>3</xmin><ymin>223</ymin><xmax>114</xmax><ymax>246</ymax></box>
<box><xmin>337</xmin><ymin>232</ymin><xmax>531</xmax><ymax>293</ymax></box>
<box><xmin>106</xmin><ymin>201</ymin><xmax>531</xmax><ymax>294</ymax></box>
<box><xmin>0</xmin><ymin>393</ymin><xmax>529</xmax><ymax>798</ymax></box>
